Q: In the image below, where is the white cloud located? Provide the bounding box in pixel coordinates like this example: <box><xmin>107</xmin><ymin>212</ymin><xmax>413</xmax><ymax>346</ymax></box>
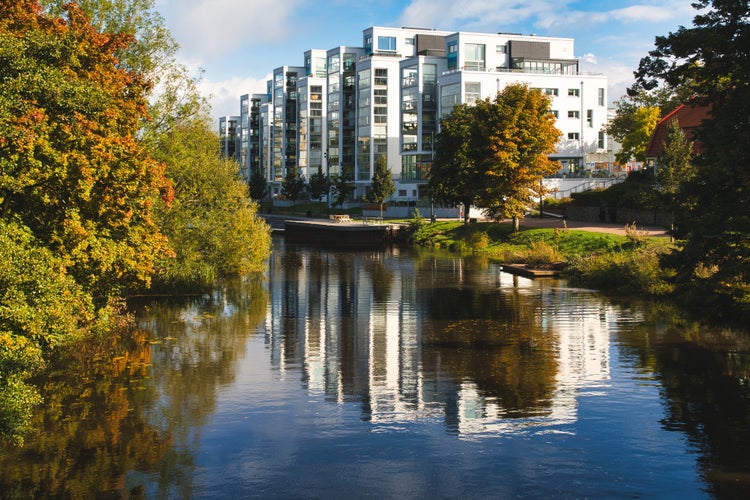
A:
<box><xmin>397</xmin><ymin>0</ymin><xmax>561</xmax><ymax>32</ymax></box>
<box><xmin>198</xmin><ymin>74</ymin><xmax>271</xmax><ymax>123</ymax></box>
<box><xmin>160</xmin><ymin>0</ymin><xmax>307</xmax><ymax>59</ymax></box>
<box><xmin>580</xmin><ymin>55</ymin><xmax>638</xmax><ymax>105</ymax></box>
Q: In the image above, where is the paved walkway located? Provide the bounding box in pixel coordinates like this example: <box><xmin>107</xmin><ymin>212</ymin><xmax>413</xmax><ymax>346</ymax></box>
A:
<box><xmin>517</xmin><ymin>216</ymin><xmax>670</xmax><ymax>237</ymax></box>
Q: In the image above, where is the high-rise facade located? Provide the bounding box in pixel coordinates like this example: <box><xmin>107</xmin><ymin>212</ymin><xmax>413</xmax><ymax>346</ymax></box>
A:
<box><xmin>219</xmin><ymin>115</ymin><xmax>240</xmax><ymax>162</ymax></box>
<box><xmin>238</xmin><ymin>93</ymin><xmax>269</xmax><ymax>182</ymax></box>
<box><xmin>228</xmin><ymin>26</ymin><xmax>608</xmax><ymax>203</ymax></box>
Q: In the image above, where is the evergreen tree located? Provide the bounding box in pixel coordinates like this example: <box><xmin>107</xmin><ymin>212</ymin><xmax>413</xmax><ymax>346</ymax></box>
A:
<box><xmin>369</xmin><ymin>155</ymin><xmax>395</xmax><ymax>218</ymax></box>
<box><xmin>281</xmin><ymin>166</ymin><xmax>306</xmax><ymax>205</ymax></box>
<box><xmin>656</xmin><ymin>119</ymin><xmax>695</xmax><ymax>208</ymax></box>
<box><xmin>331</xmin><ymin>174</ymin><xmax>354</xmax><ymax>209</ymax></box>
<box><xmin>307</xmin><ymin>165</ymin><xmax>329</xmax><ymax>214</ymax></box>
<box><xmin>633</xmin><ymin>0</ymin><xmax>750</xmax><ymax>312</ymax></box>
<box><xmin>249</xmin><ymin>167</ymin><xmax>268</xmax><ymax>202</ymax></box>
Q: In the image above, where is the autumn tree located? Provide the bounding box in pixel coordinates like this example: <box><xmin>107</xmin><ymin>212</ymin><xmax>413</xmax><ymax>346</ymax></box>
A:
<box><xmin>430</xmin><ymin>84</ymin><xmax>560</xmax><ymax>222</ymax></box>
<box><xmin>0</xmin><ymin>0</ymin><xmax>172</xmax><ymax>305</ymax></box>
<box><xmin>369</xmin><ymin>155</ymin><xmax>395</xmax><ymax>218</ymax></box>
<box><xmin>633</xmin><ymin>0</ymin><xmax>750</xmax><ymax>312</ymax></box>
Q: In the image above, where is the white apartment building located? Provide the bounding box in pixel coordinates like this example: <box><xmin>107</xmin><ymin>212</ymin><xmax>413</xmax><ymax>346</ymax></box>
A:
<box><xmin>238</xmin><ymin>93</ymin><xmax>268</xmax><ymax>182</ymax></box>
<box><xmin>436</xmin><ymin>31</ymin><xmax>607</xmax><ymax>179</ymax></box>
<box><xmin>234</xmin><ymin>26</ymin><xmax>608</xmax><ymax>203</ymax></box>
<box><xmin>218</xmin><ymin>115</ymin><xmax>240</xmax><ymax>162</ymax></box>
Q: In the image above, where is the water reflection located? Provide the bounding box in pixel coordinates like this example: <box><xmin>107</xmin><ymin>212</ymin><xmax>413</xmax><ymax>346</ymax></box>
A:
<box><xmin>264</xmin><ymin>239</ymin><xmax>613</xmax><ymax>437</ymax></box>
<box><xmin>3</xmin><ymin>239</ymin><xmax>750</xmax><ymax>497</ymax></box>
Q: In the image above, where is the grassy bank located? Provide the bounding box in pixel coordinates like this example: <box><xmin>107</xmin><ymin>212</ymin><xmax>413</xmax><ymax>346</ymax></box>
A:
<box><xmin>407</xmin><ymin>218</ymin><xmax>675</xmax><ymax>296</ymax></box>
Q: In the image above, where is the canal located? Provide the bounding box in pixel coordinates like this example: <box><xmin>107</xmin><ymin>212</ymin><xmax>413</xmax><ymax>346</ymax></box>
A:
<box><xmin>2</xmin><ymin>236</ymin><xmax>750</xmax><ymax>498</ymax></box>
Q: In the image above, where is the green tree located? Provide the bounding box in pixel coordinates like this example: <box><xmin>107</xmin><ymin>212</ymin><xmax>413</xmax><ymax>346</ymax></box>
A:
<box><xmin>430</xmin><ymin>84</ymin><xmax>560</xmax><ymax>223</ymax></box>
<box><xmin>331</xmin><ymin>174</ymin><xmax>354</xmax><ymax>209</ymax></box>
<box><xmin>0</xmin><ymin>220</ymin><xmax>94</xmax><ymax>444</ymax></box>
<box><xmin>429</xmin><ymin>103</ymin><xmax>480</xmax><ymax>222</ymax></box>
<box><xmin>607</xmin><ymin>86</ymin><xmax>694</xmax><ymax>165</ymax></box>
<box><xmin>633</xmin><ymin>0</ymin><xmax>750</xmax><ymax>312</ymax></box>
<box><xmin>281</xmin><ymin>166</ymin><xmax>306</xmax><ymax>205</ymax></box>
<box><xmin>249</xmin><ymin>167</ymin><xmax>268</xmax><ymax>202</ymax></box>
<box><xmin>149</xmin><ymin>113</ymin><xmax>271</xmax><ymax>291</ymax></box>
<box><xmin>613</xmin><ymin>105</ymin><xmax>661</xmax><ymax>164</ymax></box>
<box><xmin>369</xmin><ymin>154</ymin><xmax>395</xmax><ymax>218</ymax></box>
<box><xmin>307</xmin><ymin>165</ymin><xmax>329</xmax><ymax>214</ymax></box>
<box><xmin>655</xmin><ymin>118</ymin><xmax>695</xmax><ymax>209</ymax></box>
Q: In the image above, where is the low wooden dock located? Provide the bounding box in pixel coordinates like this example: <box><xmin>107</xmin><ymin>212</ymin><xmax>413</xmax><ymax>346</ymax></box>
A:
<box><xmin>500</xmin><ymin>263</ymin><xmax>561</xmax><ymax>278</ymax></box>
<box><xmin>282</xmin><ymin>219</ymin><xmax>403</xmax><ymax>248</ymax></box>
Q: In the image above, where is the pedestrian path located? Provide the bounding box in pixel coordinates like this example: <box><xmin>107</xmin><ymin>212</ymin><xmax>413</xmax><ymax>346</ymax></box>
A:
<box><xmin>518</xmin><ymin>216</ymin><xmax>670</xmax><ymax>237</ymax></box>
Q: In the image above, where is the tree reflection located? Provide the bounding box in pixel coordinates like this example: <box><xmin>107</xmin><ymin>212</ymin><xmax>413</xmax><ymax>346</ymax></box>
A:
<box><xmin>0</xmin><ymin>279</ymin><xmax>268</xmax><ymax>498</ymax></box>
<box><xmin>422</xmin><ymin>293</ymin><xmax>559</xmax><ymax>418</ymax></box>
<box><xmin>614</xmin><ymin>301</ymin><xmax>750</xmax><ymax>498</ymax></box>
<box><xmin>0</xmin><ymin>327</ymin><xmax>168</xmax><ymax>497</ymax></box>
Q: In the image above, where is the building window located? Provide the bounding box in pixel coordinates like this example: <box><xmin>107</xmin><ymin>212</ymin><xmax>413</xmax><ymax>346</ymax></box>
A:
<box><xmin>447</xmin><ymin>41</ymin><xmax>458</xmax><ymax>71</ymax></box>
<box><xmin>402</xmin><ymin>67</ymin><xmax>418</xmax><ymax>88</ymax></box>
<box><xmin>568</xmin><ymin>110</ymin><xmax>579</xmax><ymax>118</ymax></box>
<box><xmin>406</xmin><ymin>38</ymin><xmax>415</xmax><ymax>45</ymax></box>
<box><xmin>496</xmin><ymin>44</ymin><xmax>507</xmax><ymax>54</ymax></box>
<box><xmin>398</xmin><ymin>189</ymin><xmax>407</xmax><ymax>197</ymax></box>
<box><xmin>598</xmin><ymin>131</ymin><xmax>606</xmax><ymax>149</ymax></box>
<box><xmin>374</xmin><ymin>68</ymin><xmax>388</xmax><ymax>87</ymax></box>
<box><xmin>568</xmin><ymin>132</ymin><xmax>580</xmax><ymax>140</ymax></box>
<box><xmin>568</xmin><ymin>88</ymin><xmax>580</xmax><ymax>97</ymax></box>
<box><xmin>464</xmin><ymin>43</ymin><xmax>486</xmax><ymax>71</ymax></box>
<box><xmin>440</xmin><ymin>83</ymin><xmax>460</xmax><ymax>117</ymax></box>
<box><xmin>587</xmin><ymin>109</ymin><xmax>594</xmax><ymax>127</ymax></box>
<box><xmin>465</xmin><ymin>82</ymin><xmax>481</xmax><ymax>104</ymax></box>
<box><xmin>544</xmin><ymin>88</ymin><xmax>559</xmax><ymax>96</ymax></box>
<box><xmin>378</xmin><ymin>36</ymin><xmax>396</xmax><ymax>51</ymax></box>
<box><xmin>598</xmin><ymin>88</ymin><xmax>605</xmax><ymax>106</ymax></box>
<box><xmin>550</xmin><ymin>110</ymin><xmax>558</xmax><ymax>118</ymax></box>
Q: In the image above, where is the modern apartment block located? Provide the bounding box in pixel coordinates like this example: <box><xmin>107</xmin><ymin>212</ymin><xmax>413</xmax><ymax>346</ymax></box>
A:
<box><xmin>219</xmin><ymin>115</ymin><xmax>240</xmax><ymax>162</ymax></box>
<box><xmin>237</xmin><ymin>93</ymin><xmax>268</xmax><ymax>182</ymax></box>
<box><xmin>227</xmin><ymin>26</ymin><xmax>608</xmax><ymax>203</ymax></box>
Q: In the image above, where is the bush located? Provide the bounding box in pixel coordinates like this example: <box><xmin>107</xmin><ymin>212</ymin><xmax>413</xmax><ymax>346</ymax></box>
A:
<box><xmin>567</xmin><ymin>246</ymin><xmax>674</xmax><ymax>295</ymax></box>
<box><xmin>523</xmin><ymin>240</ymin><xmax>564</xmax><ymax>268</ymax></box>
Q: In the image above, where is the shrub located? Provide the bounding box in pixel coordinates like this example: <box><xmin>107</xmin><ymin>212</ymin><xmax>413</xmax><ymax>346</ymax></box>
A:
<box><xmin>567</xmin><ymin>247</ymin><xmax>674</xmax><ymax>295</ymax></box>
<box><xmin>624</xmin><ymin>222</ymin><xmax>650</xmax><ymax>245</ymax></box>
<box><xmin>523</xmin><ymin>240</ymin><xmax>564</xmax><ymax>268</ymax></box>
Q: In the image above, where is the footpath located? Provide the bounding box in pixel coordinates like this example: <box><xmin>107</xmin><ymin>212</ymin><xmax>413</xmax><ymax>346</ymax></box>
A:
<box><xmin>517</xmin><ymin>215</ymin><xmax>670</xmax><ymax>237</ymax></box>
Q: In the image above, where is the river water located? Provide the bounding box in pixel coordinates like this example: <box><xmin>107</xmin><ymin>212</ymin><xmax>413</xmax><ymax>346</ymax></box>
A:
<box><xmin>2</xmin><ymin>236</ymin><xmax>750</xmax><ymax>498</ymax></box>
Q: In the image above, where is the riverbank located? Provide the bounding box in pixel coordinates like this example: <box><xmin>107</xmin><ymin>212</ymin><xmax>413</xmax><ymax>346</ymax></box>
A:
<box><xmin>407</xmin><ymin>216</ymin><xmax>675</xmax><ymax>298</ymax></box>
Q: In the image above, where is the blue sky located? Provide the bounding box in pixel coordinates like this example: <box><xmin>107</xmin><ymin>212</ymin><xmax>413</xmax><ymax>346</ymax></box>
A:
<box><xmin>154</xmin><ymin>0</ymin><xmax>701</xmax><ymax>123</ymax></box>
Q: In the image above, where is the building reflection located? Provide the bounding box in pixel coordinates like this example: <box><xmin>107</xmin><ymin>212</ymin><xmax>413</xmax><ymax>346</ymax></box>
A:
<box><xmin>260</xmin><ymin>239</ymin><xmax>612</xmax><ymax>437</ymax></box>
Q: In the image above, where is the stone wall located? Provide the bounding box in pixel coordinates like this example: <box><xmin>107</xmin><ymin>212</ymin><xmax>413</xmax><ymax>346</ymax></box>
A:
<box><xmin>564</xmin><ymin>205</ymin><xmax>672</xmax><ymax>226</ymax></box>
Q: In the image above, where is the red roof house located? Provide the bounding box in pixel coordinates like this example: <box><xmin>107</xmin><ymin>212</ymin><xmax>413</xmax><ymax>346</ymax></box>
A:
<box><xmin>645</xmin><ymin>101</ymin><xmax>712</xmax><ymax>162</ymax></box>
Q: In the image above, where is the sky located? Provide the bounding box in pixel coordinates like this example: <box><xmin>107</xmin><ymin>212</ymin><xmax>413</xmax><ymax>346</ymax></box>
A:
<box><xmin>153</xmin><ymin>0</ymin><xmax>701</xmax><ymax>124</ymax></box>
